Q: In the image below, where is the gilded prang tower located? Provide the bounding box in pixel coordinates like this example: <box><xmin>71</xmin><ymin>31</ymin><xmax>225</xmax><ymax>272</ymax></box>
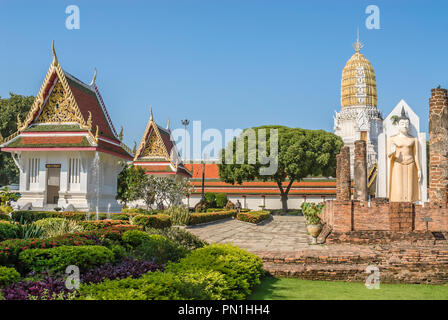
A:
<box><xmin>333</xmin><ymin>36</ymin><xmax>382</xmax><ymax>175</ymax></box>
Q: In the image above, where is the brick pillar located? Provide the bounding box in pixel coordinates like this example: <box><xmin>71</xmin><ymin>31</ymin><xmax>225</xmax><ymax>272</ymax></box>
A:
<box><xmin>336</xmin><ymin>146</ymin><xmax>351</xmax><ymax>201</ymax></box>
<box><xmin>354</xmin><ymin>140</ymin><xmax>368</xmax><ymax>201</ymax></box>
<box><xmin>428</xmin><ymin>87</ymin><xmax>448</xmax><ymax>205</ymax></box>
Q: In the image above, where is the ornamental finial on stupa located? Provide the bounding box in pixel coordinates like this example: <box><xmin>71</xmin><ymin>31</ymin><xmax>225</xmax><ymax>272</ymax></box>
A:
<box><xmin>150</xmin><ymin>105</ymin><xmax>153</xmax><ymax>121</ymax></box>
<box><xmin>352</xmin><ymin>28</ymin><xmax>364</xmax><ymax>53</ymax></box>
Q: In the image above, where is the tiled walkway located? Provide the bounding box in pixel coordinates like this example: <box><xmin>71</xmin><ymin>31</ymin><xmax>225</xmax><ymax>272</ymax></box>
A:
<box><xmin>187</xmin><ymin>215</ymin><xmax>313</xmax><ymax>252</ymax></box>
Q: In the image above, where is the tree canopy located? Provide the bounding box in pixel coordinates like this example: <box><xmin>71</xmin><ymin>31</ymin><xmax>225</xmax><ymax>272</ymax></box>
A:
<box><xmin>218</xmin><ymin>125</ymin><xmax>343</xmax><ymax>212</ymax></box>
<box><xmin>0</xmin><ymin>93</ymin><xmax>34</xmax><ymax>185</ymax></box>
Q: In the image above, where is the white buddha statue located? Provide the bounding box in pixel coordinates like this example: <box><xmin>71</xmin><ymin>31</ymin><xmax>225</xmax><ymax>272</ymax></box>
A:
<box><xmin>387</xmin><ymin>108</ymin><xmax>421</xmax><ymax>202</ymax></box>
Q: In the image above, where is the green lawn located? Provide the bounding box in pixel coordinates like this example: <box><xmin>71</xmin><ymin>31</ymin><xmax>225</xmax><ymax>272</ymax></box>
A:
<box><xmin>249</xmin><ymin>277</ymin><xmax>448</xmax><ymax>300</ymax></box>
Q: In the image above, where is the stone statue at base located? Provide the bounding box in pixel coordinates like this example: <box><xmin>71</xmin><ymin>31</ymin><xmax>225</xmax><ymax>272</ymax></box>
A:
<box><xmin>387</xmin><ymin>108</ymin><xmax>421</xmax><ymax>202</ymax></box>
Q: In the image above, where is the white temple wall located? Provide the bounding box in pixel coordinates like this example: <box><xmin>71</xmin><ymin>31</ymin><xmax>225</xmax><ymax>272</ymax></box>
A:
<box><xmin>12</xmin><ymin>150</ymin><xmax>124</xmax><ymax>212</ymax></box>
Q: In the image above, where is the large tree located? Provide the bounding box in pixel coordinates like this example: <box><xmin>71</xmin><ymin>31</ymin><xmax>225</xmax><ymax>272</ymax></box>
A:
<box><xmin>117</xmin><ymin>164</ymin><xmax>147</xmax><ymax>206</ymax></box>
<box><xmin>0</xmin><ymin>93</ymin><xmax>34</xmax><ymax>185</ymax></box>
<box><xmin>218</xmin><ymin>125</ymin><xmax>343</xmax><ymax>213</ymax></box>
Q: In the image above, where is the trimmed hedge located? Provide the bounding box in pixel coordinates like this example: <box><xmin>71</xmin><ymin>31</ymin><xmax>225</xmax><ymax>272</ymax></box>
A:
<box><xmin>19</xmin><ymin>245</ymin><xmax>114</xmax><ymax>273</ymax></box>
<box><xmin>237</xmin><ymin>211</ymin><xmax>271</xmax><ymax>224</ymax></box>
<box><xmin>215</xmin><ymin>193</ymin><xmax>228</xmax><ymax>208</ymax></box>
<box><xmin>132</xmin><ymin>214</ymin><xmax>171</xmax><ymax>229</ymax></box>
<box><xmin>0</xmin><ymin>224</ymin><xmax>138</xmax><ymax>267</ymax></box>
<box><xmin>122</xmin><ymin>230</ymin><xmax>151</xmax><ymax>247</ymax></box>
<box><xmin>188</xmin><ymin>211</ymin><xmax>236</xmax><ymax>225</ymax></box>
<box><xmin>11</xmin><ymin>211</ymin><xmax>131</xmax><ymax>223</ymax></box>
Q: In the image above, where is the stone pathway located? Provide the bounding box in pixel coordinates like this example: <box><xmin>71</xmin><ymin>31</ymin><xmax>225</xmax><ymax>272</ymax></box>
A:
<box><xmin>187</xmin><ymin>215</ymin><xmax>313</xmax><ymax>252</ymax></box>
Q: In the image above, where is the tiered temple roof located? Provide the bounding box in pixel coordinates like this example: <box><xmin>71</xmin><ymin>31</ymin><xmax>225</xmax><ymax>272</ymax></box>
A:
<box><xmin>0</xmin><ymin>42</ymin><xmax>132</xmax><ymax>160</ymax></box>
<box><xmin>133</xmin><ymin>108</ymin><xmax>191</xmax><ymax>177</ymax></box>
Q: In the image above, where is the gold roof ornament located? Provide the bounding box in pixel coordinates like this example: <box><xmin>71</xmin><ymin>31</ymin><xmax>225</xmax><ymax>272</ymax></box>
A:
<box><xmin>119</xmin><ymin>126</ymin><xmax>124</xmax><ymax>141</ymax></box>
<box><xmin>166</xmin><ymin>118</ymin><xmax>170</xmax><ymax>130</ymax></box>
<box><xmin>87</xmin><ymin>111</ymin><xmax>92</xmax><ymax>129</ymax></box>
<box><xmin>341</xmin><ymin>31</ymin><xmax>377</xmax><ymax>108</ymax></box>
<box><xmin>95</xmin><ymin>125</ymin><xmax>99</xmax><ymax>141</ymax></box>
<box><xmin>150</xmin><ymin>105</ymin><xmax>153</xmax><ymax>121</ymax></box>
<box><xmin>90</xmin><ymin>68</ymin><xmax>97</xmax><ymax>86</ymax></box>
<box><xmin>52</xmin><ymin>40</ymin><xmax>58</xmax><ymax>66</ymax></box>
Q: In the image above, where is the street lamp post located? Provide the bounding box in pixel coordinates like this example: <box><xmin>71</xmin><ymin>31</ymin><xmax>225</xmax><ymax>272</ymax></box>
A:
<box><xmin>181</xmin><ymin>119</ymin><xmax>190</xmax><ymax>163</ymax></box>
<box><xmin>201</xmin><ymin>153</ymin><xmax>206</xmax><ymax>201</ymax></box>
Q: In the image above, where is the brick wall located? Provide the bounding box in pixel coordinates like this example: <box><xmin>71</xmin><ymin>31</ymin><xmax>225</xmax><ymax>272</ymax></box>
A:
<box><xmin>322</xmin><ymin>199</ymin><xmax>448</xmax><ymax>238</ymax></box>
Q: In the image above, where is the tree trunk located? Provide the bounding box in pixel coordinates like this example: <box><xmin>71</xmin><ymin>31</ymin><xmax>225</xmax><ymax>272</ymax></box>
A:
<box><xmin>281</xmin><ymin>193</ymin><xmax>288</xmax><ymax>213</ymax></box>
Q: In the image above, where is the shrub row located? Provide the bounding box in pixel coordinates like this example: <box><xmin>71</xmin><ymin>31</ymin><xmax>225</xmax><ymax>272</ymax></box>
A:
<box><xmin>11</xmin><ymin>211</ymin><xmax>131</xmax><ymax>223</ymax></box>
<box><xmin>132</xmin><ymin>214</ymin><xmax>171</xmax><ymax>229</ymax></box>
<box><xmin>237</xmin><ymin>211</ymin><xmax>271</xmax><ymax>224</ymax></box>
<box><xmin>0</xmin><ymin>224</ymin><xmax>139</xmax><ymax>267</ymax></box>
<box><xmin>188</xmin><ymin>211</ymin><xmax>236</xmax><ymax>225</ymax></box>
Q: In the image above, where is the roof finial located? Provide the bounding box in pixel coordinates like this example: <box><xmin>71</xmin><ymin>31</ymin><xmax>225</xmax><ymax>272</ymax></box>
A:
<box><xmin>166</xmin><ymin>118</ymin><xmax>170</xmax><ymax>130</ymax></box>
<box><xmin>353</xmin><ymin>27</ymin><xmax>364</xmax><ymax>53</ymax></box>
<box><xmin>52</xmin><ymin>40</ymin><xmax>58</xmax><ymax>65</ymax></box>
<box><xmin>90</xmin><ymin>67</ymin><xmax>97</xmax><ymax>86</ymax></box>
<box><xmin>150</xmin><ymin>105</ymin><xmax>153</xmax><ymax>121</ymax></box>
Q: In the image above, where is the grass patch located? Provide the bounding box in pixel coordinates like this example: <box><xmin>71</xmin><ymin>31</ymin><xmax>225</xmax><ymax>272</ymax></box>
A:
<box><xmin>249</xmin><ymin>276</ymin><xmax>448</xmax><ymax>300</ymax></box>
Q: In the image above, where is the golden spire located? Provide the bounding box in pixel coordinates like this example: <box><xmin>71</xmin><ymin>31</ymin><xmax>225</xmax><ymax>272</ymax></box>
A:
<box><xmin>352</xmin><ymin>28</ymin><xmax>364</xmax><ymax>53</ymax></box>
<box><xmin>90</xmin><ymin>67</ymin><xmax>97</xmax><ymax>85</ymax></box>
<box><xmin>166</xmin><ymin>118</ymin><xmax>170</xmax><ymax>130</ymax></box>
<box><xmin>52</xmin><ymin>40</ymin><xmax>58</xmax><ymax>66</ymax></box>
<box><xmin>150</xmin><ymin>105</ymin><xmax>153</xmax><ymax>121</ymax></box>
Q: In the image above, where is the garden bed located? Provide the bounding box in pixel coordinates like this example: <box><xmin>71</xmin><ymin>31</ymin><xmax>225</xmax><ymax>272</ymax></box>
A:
<box><xmin>188</xmin><ymin>211</ymin><xmax>236</xmax><ymax>226</ymax></box>
<box><xmin>0</xmin><ymin>212</ymin><xmax>264</xmax><ymax>300</ymax></box>
<box><xmin>237</xmin><ymin>211</ymin><xmax>271</xmax><ymax>224</ymax></box>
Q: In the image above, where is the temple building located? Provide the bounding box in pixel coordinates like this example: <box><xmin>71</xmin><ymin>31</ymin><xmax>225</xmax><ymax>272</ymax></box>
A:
<box><xmin>0</xmin><ymin>42</ymin><xmax>133</xmax><ymax>212</ymax></box>
<box><xmin>133</xmin><ymin>108</ymin><xmax>191</xmax><ymax>178</ymax></box>
<box><xmin>333</xmin><ymin>36</ymin><xmax>383</xmax><ymax>175</ymax></box>
<box><xmin>183</xmin><ymin>162</ymin><xmax>336</xmax><ymax>210</ymax></box>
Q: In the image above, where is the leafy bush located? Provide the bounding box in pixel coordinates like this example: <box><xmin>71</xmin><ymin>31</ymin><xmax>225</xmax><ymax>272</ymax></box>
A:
<box><xmin>0</xmin><ymin>213</ymin><xmax>10</xmax><ymax>221</ymax></box>
<box><xmin>0</xmin><ymin>266</ymin><xmax>20</xmax><ymax>286</ymax></box>
<box><xmin>301</xmin><ymin>202</ymin><xmax>325</xmax><ymax>225</ymax></box>
<box><xmin>166</xmin><ymin>206</ymin><xmax>190</xmax><ymax>225</ymax></box>
<box><xmin>131</xmin><ymin>235</ymin><xmax>187</xmax><ymax>264</ymax></box>
<box><xmin>0</xmin><ymin>206</ymin><xmax>13</xmax><ymax>215</ymax></box>
<box><xmin>77</xmin><ymin>270</ymin><xmax>226</xmax><ymax>300</ymax></box>
<box><xmin>122</xmin><ymin>230</ymin><xmax>151</xmax><ymax>247</ymax></box>
<box><xmin>0</xmin><ymin>223</ymin><xmax>19</xmax><ymax>241</ymax></box>
<box><xmin>34</xmin><ymin>218</ymin><xmax>84</xmax><ymax>238</ymax></box>
<box><xmin>215</xmin><ymin>193</ymin><xmax>228</xmax><ymax>208</ymax></box>
<box><xmin>81</xmin><ymin>257</ymin><xmax>162</xmax><ymax>284</ymax></box>
<box><xmin>146</xmin><ymin>227</ymin><xmax>207</xmax><ymax>251</ymax></box>
<box><xmin>13</xmin><ymin>220</ymin><xmax>45</xmax><ymax>239</ymax></box>
<box><xmin>131</xmin><ymin>214</ymin><xmax>171</xmax><ymax>229</ymax></box>
<box><xmin>1</xmin><ymin>276</ymin><xmax>75</xmax><ymax>300</ymax></box>
<box><xmin>204</xmin><ymin>192</ymin><xmax>216</xmax><ymax>207</ymax></box>
<box><xmin>166</xmin><ymin>244</ymin><xmax>264</xmax><ymax>299</ymax></box>
<box><xmin>237</xmin><ymin>211</ymin><xmax>271</xmax><ymax>224</ymax></box>
<box><xmin>19</xmin><ymin>245</ymin><xmax>114</xmax><ymax>273</ymax></box>
<box><xmin>189</xmin><ymin>210</ymin><xmax>236</xmax><ymax>225</ymax></box>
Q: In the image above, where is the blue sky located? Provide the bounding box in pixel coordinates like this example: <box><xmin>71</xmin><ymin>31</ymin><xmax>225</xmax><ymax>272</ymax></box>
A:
<box><xmin>0</xmin><ymin>0</ymin><xmax>447</xmax><ymax>153</ymax></box>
